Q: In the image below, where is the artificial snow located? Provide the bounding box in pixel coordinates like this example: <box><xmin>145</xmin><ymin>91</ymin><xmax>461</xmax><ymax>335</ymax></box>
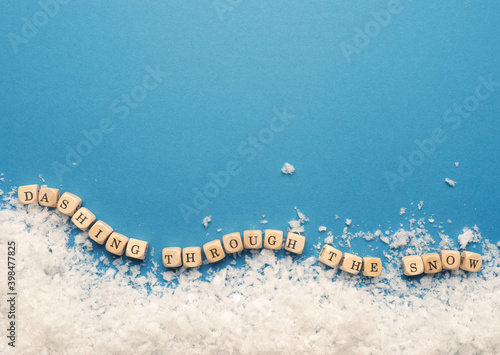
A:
<box><xmin>345</xmin><ymin>219</ymin><xmax>352</xmax><ymax>227</ymax></box>
<box><xmin>318</xmin><ymin>226</ymin><xmax>327</xmax><ymax>232</ymax></box>
<box><xmin>399</xmin><ymin>208</ymin><xmax>406</xmax><ymax>216</ymax></box>
<box><xmin>202</xmin><ymin>216</ymin><xmax>211</xmax><ymax>229</ymax></box>
<box><xmin>458</xmin><ymin>227</ymin><xmax>481</xmax><ymax>249</ymax></box>
<box><xmin>455</xmin><ymin>162</ymin><xmax>459</xmax><ymax>167</ymax></box>
<box><xmin>281</xmin><ymin>163</ymin><xmax>295</xmax><ymax>175</ymax></box>
<box><xmin>445</xmin><ymin>178</ymin><xmax>456</xmax><ymax>187</ymax></box>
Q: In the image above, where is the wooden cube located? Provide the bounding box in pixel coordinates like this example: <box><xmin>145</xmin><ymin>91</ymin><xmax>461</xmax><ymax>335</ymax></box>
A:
<box><xmin>18</xmin><ymin>184</ymin><xmax>39</xmax><ymax>205</ymax></box>
<box><xmin>362</xmin><ymin>257</ymin><xmax>382</xmax><ymax>277</ymax></box>
<box><xmin>203</xmin><ymin>239</ymin><xmax>226</xmax><ymax>263</ymax></box>
<box><xmin>244</xmin><ymin>230</ymin><xmax>262</xmax><ymax>249</ymax></box>
<box><xmin>222</xmin><ymin>232</ymin><xmax>244</xmax><ymax>253</ymax></box>
<box><xmin>126</xmin><ymin>238</ymin><xmax>149</xmax><ymax>260</ymax></box>
<box><xmin>88</xmin><ymin>220</ymin><xmax>113</xmax><ymax>245</ymax></box>
<box><xmin>401</xmin><ymin>255</ymin><xmax>424</xmax><ymax>276</ymax></box>
<box><xmin>339</xmin><ymin>253</ymin><xmax>363</xmax><ymax>274</ymax></box>
<box><xmin>318</xmin><ymin>245</ymin><xmax>342</xmax><ymax>268</ymax></box>
<box><xmin>264</xmin><ymin>229</ymin><xmax>283</xmax><ymax>250</ymax></box>
<box><xmin>105</xmin><ymin>232</ymin><xmax>129</xmax><ymax>256</ymax></box>
<box><xmin>71</xmin><ymin>207</ymin><xmax>96</xmax><ymax>231</ymax></box>
<box><xmin>284</xmin><ymin>232</ymin><xmax>306</xmax><ymax>254</ymax></box>
<box><xmin>183</xmin><ymin>247</ymin><xmax>202</xmax><ymax>268</ymax></box>
<box><xmin>421</xmin><ymin>253</ymin><xmax>442</xmax><ymax>274</ymax></box>
<box><xmin>460</xmin><ymin>251</ymin><xmax>482</xmax><ymax>272</ymax></box>
<box><xmin>56</xmin><ymin>192</ymin><xmax>82</xmax><ymax>216</ymax></box>
<box><xmin>162</xmin><ymin>247</ymin><xmax>182</xmax><ymax>268</ymax></box>
<box><xmin>441</xmin><ymin>250</ymin><xmax>461</xmax><ymax>270</ymax></box>
<box><xmin>38</xmin><ymin>187</ymin><xmax>60</xmax><ymax>207</ymax></box>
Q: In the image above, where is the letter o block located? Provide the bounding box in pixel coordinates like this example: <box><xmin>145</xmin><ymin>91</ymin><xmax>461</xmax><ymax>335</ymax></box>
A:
<box><xmin>126</xmin><ymin>238</ymin><xmax>149</xmax><ymax>260</ymax></box>
<box><xmin>460</xmin><ymin>251</ymin><xmax>482</xmax><ymax>272</ymax></box>
<box><xmin>362</xmin><ymin>257</ymin><xmax>382</xmax><ymax>277</ymax></box>
<box><xmin>105</xmin><ymin>232</ymin><xmax>129</xmax><ymax>256</ymax></box>
<box><xmin>56</xmin><ymin>192</ymin><xmax>82</xmax><ymax>216</ymax></box>
<box><xmin>222</xmin><ymin>232</ymin><xmax>243</xmax><ymax>253</ymax></box>
<box><xmin>71</xmin><ymin>207</ymin><xmax>96</xmax><ymax>231</ymax></box>
<box><xmin>318</xmin><ymin>245</ymin><xmax>342</xmax><ymax>268</ymax></box>
<box><xmin>183</xmin><ymin>247</ymin><xmax>202</xmax><ymax>268</ymax></box>
<box><xmin>243</xmin><ymin>230</ymin><xmax>262</xmax><ymax>249</ymax></box>
<box><xmin>441</xmin><ymin>250</ymin><xmax>460</xmax><ymax>270</ymax></box>
<box><xmin>340</xmin><ymin>253</ymin><xmax>363</xmax><ymax>274</ymax></box>
<box><xmin>162</xmin><ymin>247</ymin><xmax>182</xmax><ymax>268</ymax></box>
<box><xmin>38</xmin><ymin>187</ymin><xmax>60</xmax><ymax>207</ymax></box>
<box><xmin>401</xmin><ymin>255</ymin><xmax>424</xmax><ymax>276</ymax></box>
<box><xmin>203</xmin><ymin>239</ymin><xmax>226</xmax><ymax>263</ymax></box>
<box><xmin>88</xmin><ymin>220</ymin><xmax>113</xmax><ymax>245</ymax></box>
<box><xmin>284</xmin><ymin>232</ymin><xmax>306</xmax><ymax>254</ymax></box>
<box><xmin>421</xmin><ymin>253</ymin><xmax>442</xmax><ymax>274</ymax></box>
<box><xmin>264</xmin><ymin>229</ymin><xmax>283</xmax><ymax>250</ymax></box>
<box><xmin>18</xmin><ymin>184</ymin><xmax>39</xmax><ymax>205</ymax></box>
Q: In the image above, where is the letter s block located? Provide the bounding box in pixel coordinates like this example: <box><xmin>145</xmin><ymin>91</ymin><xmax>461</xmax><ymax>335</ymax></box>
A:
<box><xmin>56</xmin><ymin>192</ymin><xmax>82</xmax><ymax>216</ymax></box>
<box><xmin>340</xmin><ymin>253</ymin><xmax>363</xmax><ymax>275</ymax></box>
<box><xmin>125</xmin><ymin>238</ymin><xmax>149</xmax><ymax>260</ymax></box>
<box><xmin>18</xmin><ymin>184</ymin><xmax>39</xmax><ymax>205</ymax></box>
<box><xmin>401</xmin><ymin>255</ymin><xmax>424</xmax><ymax>276</ymax></box>
<box><xmin>203</xmin><ymin>239</ymin><xmax>226</xmax><ymax>263</ymax></box>
<box><xmin>38</xmin><ymin>187</ymin><xmax>60</xmax><ymax>207</ymax></box>
<box><xmin>284</xmin><ymin>232</ymin><xmax>306</xmax><ymax>254</ymax></box>
<box><xmin>460</xmin><ymin>251</ymin><xmax>482</xmax><ymax>272</ymax></box>
<box><xmin>105</xmin><ymin>232</ymin><xmax>129</xmax><ymax>256</ymax></box>
<box><xmin>362</xmin><ymin>257</ymin><xmax>382</xmax><ymax>277</ymax></box>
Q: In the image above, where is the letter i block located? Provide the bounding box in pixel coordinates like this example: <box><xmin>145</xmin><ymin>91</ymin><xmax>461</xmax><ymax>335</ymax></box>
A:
<box><xmin>243</xmin><ymin>230</ymin><xmax>262</xmax><ymax>249</ymax></box>
<box><xmin>318</xmin><ymin>245</ymin><xmax>342</xmax><ymax>268</ymax></box>
<box><xmin>183</xmin><ymin>247</ymin><xmax>202</xmax><ymax>268</ymax></box>
<box><xmin>71</xmin><ymin>207</ymin><xmax>96</xmax><ymax>231</ymax></box>
<box><xmin>340</xmin><ymin>253</ymin><xmax>363</xmax><ymax>274</ymax></box>
<box><xmin>460</xmin><ymin>251</ymin><xmax>482</xmax><ymax>272</ymax></box>
<box><xmin>362</xmin><ymin>257</ymin><xmax>382</xmax><ymax>277</ymax></box>
<box><xmin>264</xmin><ymin>230</ymin><xmax>283</xmax><ymax>250</ymax></box>
<box><xmin>421</xmin><ymin>253</ymin><xmax>442</xmax><ymax>274</ymax></box>
<box><xmin>88</xmin><ymin>220</ymin><xmax>113</xmax><ymax>245</ymax></box>
<box><xmin>284</xmin><ymin>232</ymin><xmax>306</xmax><ymax>254</ymax></box>
<box><xmin>125</xmin><ymin>239</ymin><xmax>149</xmax><ymax>260</ymax></box>
<box><xmin>56</xmin><ymin>192</ymin><xmax>82</xmax><ymax>216</ymax></box>
<box><xmin>18</xmin><ymin>184</ymin><xmax>39</xmax><ymax>205</ymax></box>
<box><xmin>222</xmin><ymin>232</ymin><xmax>244</xmax><ymax>253</ymax></box>
<box><xmin>203</xmin><ymin>239</ymin><xmax>226</xmax><ymax>263</ymax></box>
<box><xmin>38</xmin><ymin>187</ymin><xmax>60</xmax><ymax>207</ymax></box>
<box><xmin>441</xmin><ymin>250</ymin><xmax>460</xmax><ymax>270</ymax></box>
<box><xmin>162</xmin><ymin>247</ymin><xmax>182</xmax><ymax>268</ymax></box>
<box><xmin>105</xmin><ymin>232</ymin><xmax>129</xmax><ymax>256</ymax></box>
<box><xmin>401</xmin><ymin>255</ymin><xmax>424</xmax><ymax>276</ymax></box>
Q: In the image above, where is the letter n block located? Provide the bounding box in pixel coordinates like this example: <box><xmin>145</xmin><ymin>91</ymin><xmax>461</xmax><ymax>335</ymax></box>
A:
<box><xmin>88</xmin><ymin>220</ymin><xmax>113</xmax><ymax>245</ymax></box>
<box><xmin>243</xmin><ymin>230</ymin><xmax>262</xmax><ymax>249</ymax></box>
<box><xmin>421</xmin><ymin>253</ymin><xmax>442</xmax><ymax>274</ymax></box>
<box><xmin>460</xmin><ymin>251</ymin><xmax>482</xmax><ymax>272</ymax></box>
<box><xmin>441</xmin><ymin>250</ymin><xmax>460</xmax><ymax>270</ymax></box>
<box><xmin>183</xmin><ymin>247</ymin><xmax>202</xmax><ymax>268</ymax></box>
<box><xmin>222</xmin><ymin>232</ymin><xmax>243</xmax><ymax>253</ymax></box>
<box><xmin>362</xmin><ymin>257</ymin><xmax>382</xmax><ymax>277</ymax></box>
<box><xmin>203</xmin><ymin>239</ymin><xmax>226</xmax><ymax>263</ymax></box>
<box><xmin>56</xmin><ymin>192</ymin><xmax>82</xmax><ymax>216</ymax></box>
<box><xmin>318</xmin><ymin>245</ymin><xmax>342</xmax><ymax>268</ymax></box>
<box><xmin>401</xmin><ymin>255</ymin><xmax>424</xmax><ymax>276</ymax></box>
<box><xmin>125</xmin><ymin>238</ymin><xmax>149</xmax><ymax>260</ymax></box>
<box><xmin>339</xmin><ymin>253</ymin><xmax>363</xmax><ymax>274</ymax></box>
<box><xmin>284</xmin><ymin>232</ymin><xmax>306</xmax><ymax>254</ymax></box>
<box><xmin>105</xmin><ymin>232</ymin><xmax>129</xmax><ymax>256</ymax></box>
<box><xmin>162</xmin><ymin>247</ymin><xmax>182</xmax><ymax>268</ymax></box>
<box><xmin>264</xmin><ymin>229</ymin><xmax>283</xmax><ymax>250</ymax></box>
<box><xmin>18</xmin><ymin>184</ymin><xmax>39</xmax><ymax>205</ymax></box>
<box><xmin>38</xmin><ymin>187</ymin><xmax>60</xmax><ymax>207</ymax></box>
<box><xmin>71</xmin><ymin>207</ymin><xmax>96</xmax><ymax>231</ymax></box>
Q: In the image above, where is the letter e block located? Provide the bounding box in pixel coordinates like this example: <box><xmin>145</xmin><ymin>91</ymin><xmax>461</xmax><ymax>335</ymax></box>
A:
<box><xmin>421</xmin><ymin>253</ymin><xmax>442</xmax><ymax>274</ymax></box>
<box><xmin>264</xmin><ymin>229</ymin><xmax>283</xmax><ymax>250</ymax></box>
<box><xmin>284</xmin><ymin>232</ymin><xmax>306</xmax><ymax>254</ymax></box>
<box><xmin>222</xmin><ymin>232</ymin><xmax>243</xmax><ymax>253</ymax></box>
<box><xmin>88</xmin><ymin>220</ymin><xmax>113</xmax><ymax>245</ymax></box>
<box><xmin>71</xmin><ymin>207</ymin><xmax>96</xmax><ymax>231</ymax></box>
<box><xmin>183</xmin><ymin>247</ymin><xmax>202</xmax><ymax>268</ymax></box>
<box><xmin>105</xmin><ymin>232</ymin><xmax>129</xmax><ymax>256</ymax></box>
<box><xmin>126</xmin><ymin>238</ymin><xmax>149</xmax><ymax>260</ymax></box>
<box><xmin>243</xmin><ymin>230</ymin><xmax>262</xmax><ymax>249</ymax></box>
<box><xmin>38</xmin><ymin>187</ymin><xmax>60</xmax><ymax>207</ymax></box>
<box><xmin>362</xmin><ymin>257</ymin><xmax>382</xmax><ymax>277</ymax></box>
<box><xmin>460</xmin><ymin>251</ymin><xmax>482</xmax><ymax>272</ymax></box>
<box><xmin>203</xmin><ymin>239</ymin><xmax>226</xmax><ymax>263</ymax></box>
<box><xmin>56</xmin><ymin>192</ymin><xmax>82</xmax><ymax>216</ymax></box>
<box><xmin>340</xmin><ymin>253</ymin><xmax>363</xmax><ymax>274</ymax></box>
<box><xmin>162</xmin><ymin>247</ymin><xmax>182</xmax><ymax>268</ymax></box>
<box><xmin>441</xmin><ymin>250</ymin><xmax>460</xmax><ymax>270</ymax></box>
<box><xmin>401</xmin><ymin>255</ymin><xmax>424</xmax><ymax>276</ymax></box>
<box><xmin>318</xmin><ymin>244</ymin><xmax>342</xmax><ymax>268</ymax></box>
<box><xmin>18</xmin><ymin>184</ymin><xmax>39</xmax><ymax>205</ymax></box>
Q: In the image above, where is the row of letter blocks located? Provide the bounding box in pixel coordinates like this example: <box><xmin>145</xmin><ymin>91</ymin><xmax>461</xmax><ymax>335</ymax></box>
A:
<box><xmin>163</xmin><ymin>230</ymin><xmax>307</xmax><ymax>268</ymax></box>
<box><xmin>18</xmin><ymin>185</ymin><xmax>148</xmax><ymax>260</ymax></box>
<box><xmin>401</xmin><ymin>251</ymin><xmax>482</xmax><ymax>276</ymax></box>
<box><xmin>318</xmin><ymin>244</ymin><xmax>383</xmax><ymax>277</ymax></box>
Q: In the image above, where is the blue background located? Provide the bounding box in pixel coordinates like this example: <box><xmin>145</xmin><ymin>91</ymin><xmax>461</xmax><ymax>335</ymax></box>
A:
<box><xmin>1</xmin><ymin>1</ymin><xmax>499</xmax><ymax>271</ymax></box>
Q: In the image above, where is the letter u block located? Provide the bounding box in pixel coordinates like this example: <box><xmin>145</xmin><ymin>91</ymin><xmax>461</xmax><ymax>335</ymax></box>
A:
<box><xmin>460</xmin><ymin>251</ymin><xmax>482</xmax><ymax>272</ymax></box>
<box><xmin>441</xmin><ymin>250</ymin><xmax>460</xmax><ymax>270</ymax></box>
<box><xmin>318</xmin><ymin>245</ymin><xmax>342</xmax><ymax>268</ymax></box>
<box><xmin>362</xmin><ymin>257</ymin><xmax>382</xmax><ymax>277</ymax></box>
<box><xmin>421</xmin><ymin>253</ymin><xmax>442</xmax><ymax>274</ymax></box>
<box><xmin>264</xmin><ymin>229</ymin><xmax>283</xmax><ymax>250</ymax></box>
<box><xmin>38</xmin><ymin>187</ymin><xmax>60</xmax><ymax>207</ymax></box>
<box><xmin>203</xmin><ymin>239</ymin><xmax>226</xmax><ymax>263</ymax></box>
<box><xmin>162</xmin><ymin>247</ymin><xmax>182</xmax><ymax>268</ymax></box>
<box><xmin>88</xmin><ymin>220</ymin><xmax>113</xmax><ymax>245</ymax></box>
<box><xmin>222</xmin><ymin>232</ymin><xmax>244</xmax><ymax>253</ymax></box>
<box><xmin>183</xmin><ymin>247</ymin><xmax>202</xmax><ymax>268</ymax></box>
<box><xmin>71</xmin><ymin>207</ymin><xmax>96</xmax><ymax>231</ymax></box>
<box><xmin>105</xmin><ymin>232</ymin><xmax>129</xmax><ymax>256</ymax></box>
<box><xmin>244</xmin><ymin>230</ymin><xmax>262</xmax><ymax>249</ymax></box>
<box><xmin>18</xmin><ymin>184</ymin><xmax>39</xmax><ymax>205</ymax></box>
<box><xmin>401</xmin><ymin>255</ymin><xmax>424</xmax><ymax>276</ymax></box>
<box><xmin>284</xmin><ymin>232</ymin><xmax>306</xmax><ymax>254</ymax></box>
<box><xmin>126</xmin><ymin>238</ymin><xmax>149</xmax><ymax>260</ymax></box>
<box><xmin>339</xmin><ymin>253</ymin><xmax>363</xmax><ymax>274</ymax></box>
<box><xmin>56</xmin><ymin>192</ymin><xmax>82</xmax><ymax>216</ymax></box>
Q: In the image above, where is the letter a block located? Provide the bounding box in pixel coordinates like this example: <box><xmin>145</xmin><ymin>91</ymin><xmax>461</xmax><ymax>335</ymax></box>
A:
<box><xmin>203</xmin><ymin>239</ymin><xmax>226</xmax><ymax>263</ymax></box>
<box><xmin>18</xmin><ymin>184</ymin><xmax>39</xmax><ymax>205</ymax></box>
<box><xmin>183</xmin><ymin>247</ymin><xmax>202</xmax><ymax>268</ymax></box>
<box><xmin>222</xmin><ymin>232</ymin><xmax>244</xmax><ymax>253</ymax></box>
<box><xmin>441</xmin><ymin>250</ymin><xmax>460</xmax><ymax>270</ymax></box>
<box><xmin>71</xmin><ymin>207</ymin><xmax>96</xmax><ymax>231</ymax></box>
<box><xmin>105</xmin><ymin>232</ymin><xmax>129</xmax><ymax>256</ymax></box>
<box><xmin>340</xmin><ymin>253</ymin><xmax>363</xmax><ymax>274</ymax></box>
<box><xmin>421</xmin><ymin>253</ymin><xmax>442</xmax><ymax>274</ymax></box>
<box><xmin>88</xmin><ymin>220</ymin><xmax>113</xmax><ymax>245</ymax></box>
<box><xmin>401</xmin><ymin>255</ymin><xmax>424</xmax><ymax>276</ymax></box>
<box><xmin>126</xmin><ymin>238</ymin><xmax>149</xmax><ymax>260</ymax></box>
<box><xmin>264</xmin><ymin>229</ymin><xmax>283</xmax><ymax>250</ymax></box>
<box><xmin>162</xmin><ymin>247</ymin><xmax>182</xmax><ymax>268</ymax></box>
<box><xmin>318</xmin><ymin>245</ymin><xmax>342</xmax><ymax>268</ymax></box>
<box><xmin>284</xmin><ymin>232</ymin><xmax>306</xmax><ymax>254</ymax></box>
<box><xmin>460</xmin><ymin>251</ymin><xmax>482</xmax><ymax>272</ymax></box>
<box><xmin>38</xmin><ymin>187</ymin><xmax>60</xmax><ymax>207</ymax></box>
<box><xmin>57</xmin><ymin>192</ymin><xmax>82</xmax><ymax>216</ymax></box>
<box><xmin>244</xmin><ymin>230</ymin><xmax>262</xmax><ymax>249</ymax></box>
<box><xmin>362</xmin><ymin>257</ymin><xmax>382</xmax><ymax>277</ymax></box>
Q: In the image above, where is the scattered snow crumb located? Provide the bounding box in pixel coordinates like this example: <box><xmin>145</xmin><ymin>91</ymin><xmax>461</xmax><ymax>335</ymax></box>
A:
<box><xmin>455</xmin><ymin>162</ymin><xmax>459</xmax><ymax>167</ymax></box>
<box><xmin>318</xmin><ymin>226</ymin><xmax>327</xmax><ymax>232</ymax></box>
<box><xmin>345</xmin><ymin>219</ymin><xmax>352</xmax><ymax>227</ymax></box>
<box><xmin>281</xmin><ymin>162</ymin><xmax>295</xmax><ymax>175</ymax></box>
<box><xmin>497</xmin><ymin>241</ymin><xmax>500</xmax><ymax>248</ymax></box>
<box><xmin>72</xmin><ymin>162</ymin><xmax>77</xmax><ymax>166</ymax></box>
<box><xmin>261</xmin><ymin>220</ymin><xmax>268</xmax><ymax>224</ymax></box>
<box><xmin>445</xmin><ymin>178</ymin><xmax>456</xmax><ymax>187</ymax></box>
<box><xmin>447</xmin><ymin>219</ymin><xmax>452</xmax><ymax>224</ymax></box>
<box><xmin>400</xmin><ymin>208</ymin><xmax>406</xmax><ymax>216</ymax></box>
<box><xmin>458</xmin><ymin>227</ymin><xmax>481</xmax><ymax>249</ymax></box>
<box><xmin>428</xmin><ymin>218</ymin><xmax>435</xmax><ymax>224</ymax></box>
<box><xmin>202</xmin><ymin>216</ymin><xmax>211</xmax><ymax>229</ymax></box>
<box><xmin>217</xmin><ymin>229</ymin><xmax>222</xmax><ymax>233</ymax></box>
<box><xmin>324</xmin><ymin>232</ymin><xmax>334</xmax><ymax>244</ymax></box>
<box><xmin>38</xmin><ymin>174</ymin><xmax>45</xmax><ymax>183</ymax></box>
<box><xmin>335</xmin><ymin>215</ymin><xmax>340</xmax><ymax>220</ymax></box>
<box><xmin>418</xmin><ymin>201</ymin><xmax>424</xmax><ymax>210</ymax></box>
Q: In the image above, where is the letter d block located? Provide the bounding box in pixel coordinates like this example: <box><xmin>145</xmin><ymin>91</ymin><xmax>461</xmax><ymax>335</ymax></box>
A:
<box><xmin>284</xmin><ymin>232</ymin><xmax>306</xmax><ymax>254</ymax></box>
<box><xmin>340</xmin><ymin>253</ymin><xmax>363</xmax><ymax>274</ymax></box>
<box><xmin>105</xmin><ymin>232</ymin><xmax>129</xmax><ymax>256</ymax></box>
<box><xmin>264</xmin><ymin>229</ymin><xmax>283</xmax><ymax>250</ymax></box>
<box><xmin>222</xmin><ymin>232</ymin><xmax>243</xmax><ymax>253</ymax></box>
<box><xmin>162</xmin><ymin>247</ymin><xmax>182</xmax><ymax>268</ymax></box>
<box><xmin>421</xmin><ymin>253</ymin><xmax>442</xmax><ymax>274</ymax></box>
<box><xmin>318</xmin><ymin>244</ymin><xmax>342</xmax><ymax>268</ymax></box>
<box><xmin>71</xmin><ymin>207</ymin><xmax>96</xmax><ymax>231</ymax></box>
<box><xmin>362</xmin><ymin>257</ymin><xmax>382</xmax><ymax>277</ymax></box>
<box><xmin>18</xmin><ymin>184</ymin><xmax>39</xmax><ymax>205</ymax></box>
<box><xmin>88</xmin><ymin>220</ymin><xmax>113</xmax><ymax>245</ymax></box>
<box><xmin>38</xmin><ymin>187</ymin><xmax>60</xmax><ymax>207</ymax></box>
<box><xmin>243</xmin><ymin>230</ymin><xmax>262</xmax><ymax>249</ymax></box>
<box><xmin>126</xmin><ymin>238</ymin><xmax>149</xmax><ymax>260</ymax></box>
<box><xmin>56</xmin><ymin>192</ymin><xmax>82</xmax><ymax>216</ymax></box>
<box><xmin>460</xmin><ymin>251</ymin><xmax>482</xmax><ymax>272</ymax></box>
<box><xmin>441</xmin><ymin>250</ymin><xmax>460</xmax><ymax>270</ymax></box>
<box><xmin>203</xmin><ymin>239</ymin><xmax>226</xmax><ymax>263</ymax></box>
<box><xmin>183</xmin><ymin>247</ymin><xmax>202</xmax><ymax>268</ymax></box>
<box><xmin>401</xmin><ymin>255</ymin><xmax>424</xmax><ymax>276</ymax></box>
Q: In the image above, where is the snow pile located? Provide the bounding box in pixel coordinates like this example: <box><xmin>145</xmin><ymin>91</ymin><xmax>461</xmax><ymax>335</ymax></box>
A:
<box><xmin>281</xmin><ymin>163</ymin><xmax>295</xmax><ymax>175</ymax></box>
<box><xmin>458</xmin><ymin>226</ymin><xmax>481</xmax><ymax>249</ymax></box>
<box><xmin>288</xmin><ymin>207</ymin><xmax>309</xmax><ymax>234</ymax></box>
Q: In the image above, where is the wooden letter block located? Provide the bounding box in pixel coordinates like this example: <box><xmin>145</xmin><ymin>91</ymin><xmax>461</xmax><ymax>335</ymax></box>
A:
<box><xmin>162</xmin><ymin>247</ymin><xmax>182</xmax><ymax>268</ymax></box>
<box><xmin>38</xmin><ymin>187</ymin><xmax>60</xmax><ymax>207</ymax></box>
<box><xmin>339</xmin><ymin>253</ymin><xmax>363</xmax><ymax>274</ymax></box>
<box><xmin>56</xmin><ymin>192</ymin><xmax>82</xmax><ymax>216</ymax></box>
<box><xmin>183</xmin><ymin>247</ymin><xmax>202</xmax><ymax>268</ymax></box>
<box><xmin>264</xmin><ymin>229</ymin><xmax>283</xmax><ymax>250</ymax></box>
<box><xmin>362</xmin><ymin>257</ymin><xmax>382</xmax><ymax>277</ymax></box>
<box><xmin>401</xmin><ymin>255</ymin><xmax>424</xmax><ymax>276</ymax></box>
<box><xmin>88</xmin><ymin>220</ymin><xmax>113</xmax><ymax>245</ymax></box>
<box><xmin>222</xmin><ymin>232</ymin><xmax>243</xmax><ymax>253</ymax></box>
<box><xmin>105</xmin><ymin>232</ymin><xmax>129</xmax><ymax>256</ymax></box>
<box><xmin>71</xmin><ymin>207</ymin><xmax>96</xmax><ymax>231</ymax></box>
<box><xmin>203</xmin><ymin>239</ymin><xmax>226</xmax><ymax>263</ymax></box>
<box><xmin>284</xmin><ymin>232</ymin><xmax>306</xmax><ymax>254</ymax></box>
<box><xmin>441</xmin><ymin>250</ymin><xmax>460</xmax><ymax>270</ymax></box>
<box><xmin>421</xmin><ymin>253</ymin><xmax>442</xmax><ymax>274</ymax></box>
<box><xmin>318</xmin><ymin>245</ymin><xmax>342</xmax><ymax>268</ymax></box>
<box><xmin>126</xmin><ymin>238</ymin><xmax>149</xmax><ymax>260</ymax></box>
<box><xmin>460</xmin><ymin>251</ymin><xmax>482</xmax><ymax>272</ymax></box>
<box><xmin>244</xmin><ymin>230</ymin><xmax>262</xmax><ymax>249</ymax></box>
<box><xmin>18</xmin><ymin>184</ymin><xmax>39</xmax><ymax>205</ymax></box>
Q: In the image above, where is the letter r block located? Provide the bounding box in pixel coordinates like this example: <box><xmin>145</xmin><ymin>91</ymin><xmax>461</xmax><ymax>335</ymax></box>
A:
<box><xmin>38</xmin><ymin>187</ymin><xmax>60</xmax><ymax>207</ymax></box>
<box><xmin>284</xmin><ymin>232</ymin><xmax>306</xmax><ymax>254</ymax></box>
<box><xmin>203</xmin><ymin>239</ymin><xmax>226</xmax><ymax>263</ymax></box>
<box><xmin>441</xmin><ymin>250</ymin><xmax>460</xmax><ymax>270</ymax></box>
<box><xmin>339</xmin><ymin>253</ymin><xmax>363</xmax><ymax>274</ymax></box>
<box><xmin>18</xmin><ymin>184</ymin><xmax>39</xmax><ymax>205</ymax></box>
<box><xmin>105</xmin><ymin>232</ymin><xmax>129</xmax><ymax>256</ymax></box>
<box><xmin>71</xmin><ymin>207</ymin><xmax>96</xmax><ymax>231</ymax></box>
<box><xmin>318</xmin><ymin>244</ymin><xmax>342</xmax><ymax>268</ymax></box>
<box><xmin>401</xmin><ymin>255</ymin><xmax>424</xmax><ymax>276</ymax></box>
<box><xmin>222</xmin><ymin>232</ymin><xmax>243</xmax><ymax>253</ymax></box>
<box><xmin>243</xmin><ymin>230</ymin><xmax>262</xmax><ymax>249</ymax></box>
<box><xmin>125</xmin><ymin>238</ymin><xmax>149</xmax><ymax>260</ymax></box>
<box><xmin>57</xmin><ymin>192</ymin><xmax>82</xmax><ymax>216</ymax></box>
<box><xmin>460</xmin><ymin>251</ymin><xmax>482</xmax><ymax>272</ymax></box>
<box><xmin>264</xmin><ymin>229</ymin><xmax>283</xmax><ymax>250</ymax></box>
<box><xmin>183</xmin><ymin>247</ymin><xmax>202</xmax><ymax>268</ymax></box>
<box><xmin>421</xmin><ymin>253</ymin><xmax>442</xmax><ymax>274</ymax></box>
<box><xmin>362</xmin><ymin>257</ymin><xmax>382</xmax><ymax>277</ymax></box>
<box><xmin>162</xmin><ymin>247</ymin><xmax>182</xmax><ymax>268</ymax></box>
